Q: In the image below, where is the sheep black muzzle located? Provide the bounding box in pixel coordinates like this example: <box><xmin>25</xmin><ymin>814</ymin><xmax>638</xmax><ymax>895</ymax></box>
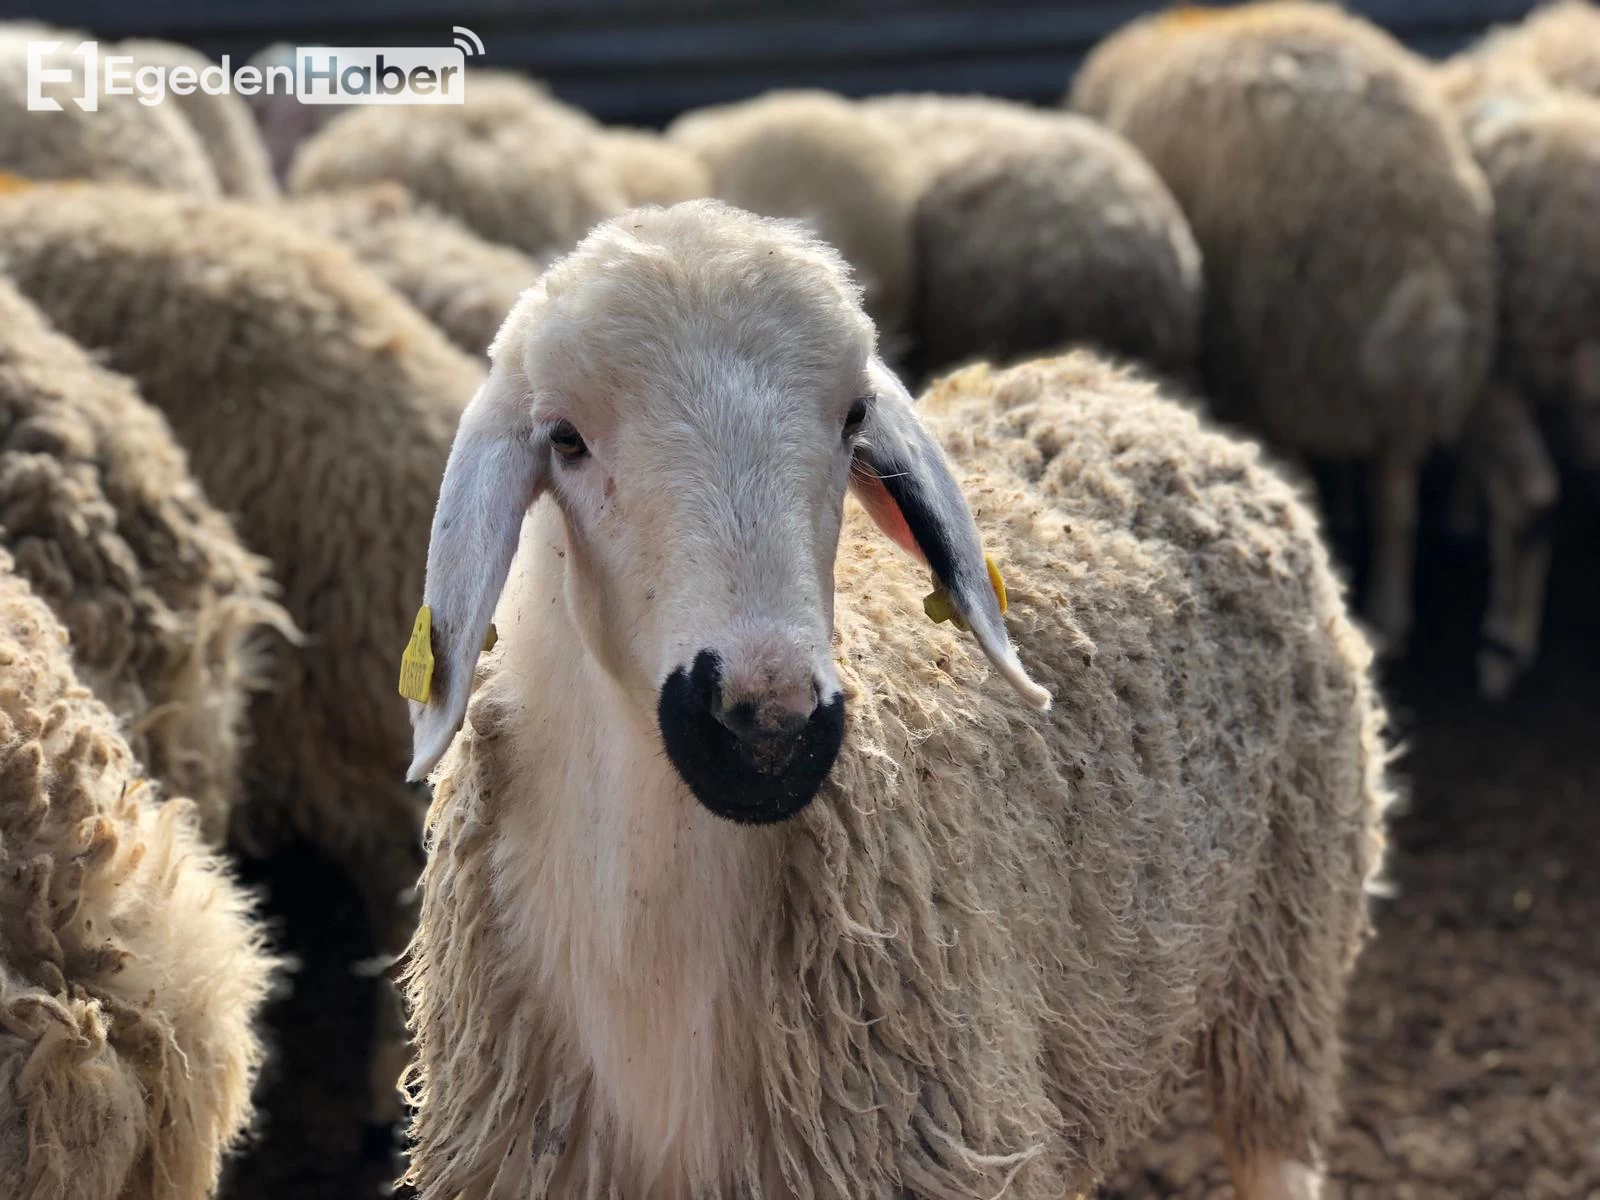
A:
<box><xmin>657</xmin><ymin>650</ymin><xmax>844</xmax><ymax>824</ymax></box>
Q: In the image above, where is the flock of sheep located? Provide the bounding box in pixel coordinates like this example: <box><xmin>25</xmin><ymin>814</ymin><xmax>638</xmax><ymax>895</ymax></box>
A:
<box><xmin>0</xmin><ymin>1</ymin><xmax>1593</xmax><ymax>1197</ymax></box>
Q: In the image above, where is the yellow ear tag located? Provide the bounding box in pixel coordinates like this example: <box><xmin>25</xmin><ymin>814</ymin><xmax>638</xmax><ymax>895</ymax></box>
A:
<box><xmin>481</xmin><ymin>623</ymin><xmax>498</xmax><ymax>653</ymax></box>
<box><xmin>923</xmin><ymin>556</ymin><xmax>1007</xmax><ymax>633</ymax></box>
<box><xmin>398</xmin><ymin>605</ymin><xmax>434</xmax><ymax>703</ymax></box>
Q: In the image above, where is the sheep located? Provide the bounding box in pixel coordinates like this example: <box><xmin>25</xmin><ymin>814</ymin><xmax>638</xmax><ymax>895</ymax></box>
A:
<box><xmin>1472</xmin><ymin>0</ymin><xmax>1600</xmax><ymax>99</ymax></box>
<box><xmin>595</xmin><ymin>127</ymin><xmax>711</xmax><ymax>207</ymax></box>
<box><xmin>0</xmin><ymin>547</ymin><xmax>277</xmax><ymax>1199</ymax></box>
<box><xmin>288</xmin><ymin>71</ymin><xmax>626</xmax><ymax>263</ymax></box>
<box><xmin>239</xmin><ymin>41</ymin><xmax>338</xmax><ymax>184</ymax></box>
<box><xmin>288</xmin><ymin>182</ymin><xmax>541</xmax><ymax>359</ymax></box>
<box><xmin>0</xmin><ymin>275</ymin><xmax>286</xmax><ymax>845</ymax></box>
<box><xmin>1066</xmin><ymin>2</ymin><xmax>1497</xmax><ymax>659</ymax></box>
<box><xmin>398</xmin><ymin>201</ymin><xmax>1392</xmax><ymax>1200</ymax></box>
<box><xmin>864</xmin><ymin>92</ymin><xmax>1201</xmax><ymax>381</ymax></box>
<box><xmin>667</xmin><ymin>89</ymin><xmax>917</xmax><ymax>347</ymax></box>
<box><xmin>1430</xmin><ymin>55</ymin><xmax>1600</xmax><ymax>694</ymax></box>
<box><xmin>116</xmin><ymin>39</ymin><xmax>278</xmax><ymax>200</ymax></box>
<box><xmin>0</xmin><ymin>181</ymin><xmax>486</xmax><ymax>1131</ymax></box>
<box><xmin>0</xmin><ymin>30</ymin><xmax>220</xmax><ymax>194</ymax></box>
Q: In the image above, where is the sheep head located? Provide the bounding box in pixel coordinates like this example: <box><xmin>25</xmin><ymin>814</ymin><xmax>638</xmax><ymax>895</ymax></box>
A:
<box><xmin>406</xmin><ymin>199</ymin><xmax>1048</xmax><ymax>819</ymax></box>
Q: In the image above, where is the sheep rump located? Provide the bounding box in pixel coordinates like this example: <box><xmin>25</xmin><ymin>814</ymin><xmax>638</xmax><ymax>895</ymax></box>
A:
<box><xmin>402</xmin><ymin>347</ymin><xmax>1392</xmax><ymax>1197</ymax></box>
<box><xmin>0</xmin><ymin>550</ymin><xmax>276</xmax><ymax>1199</ymax></box>
<box><xmin>0</xmin><ymin>275</ymin><xmax>285</xmax><ymax>844</ymax></box>
<box><xmin>870</xmin><ymin>94</ymin><xmax>1201</xmax><ymax>378</ymax></box>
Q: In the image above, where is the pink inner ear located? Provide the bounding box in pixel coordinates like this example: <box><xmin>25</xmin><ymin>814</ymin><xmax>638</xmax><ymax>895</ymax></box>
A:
<box><xmin>852</xmin><ymin>471</ymin><xmax>925</xmax><ymax>563</ymax></box>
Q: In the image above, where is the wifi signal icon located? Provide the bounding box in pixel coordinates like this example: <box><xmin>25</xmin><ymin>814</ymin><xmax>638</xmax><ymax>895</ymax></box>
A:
<box><xmin>453</xmin><ymin>26</ymin><xmax>485</xmax><ymax>56</ymax></box>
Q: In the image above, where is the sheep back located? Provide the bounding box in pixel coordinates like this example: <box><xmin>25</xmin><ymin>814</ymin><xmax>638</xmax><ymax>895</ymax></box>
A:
<box><xmin>117</xmin><ymin>39</ymin><xmax>278</xmax><ymax>201</ymax></box>
<box><xmin>404</xmin><ymin>351</ymin><xmax>1391</xmax><ymax>1198</ymax></box>
<box><xmin>287</xmin><ymin>76</ymin><xmax>625</xmax><ymax>263</ymax></box>
<box><xmin>0</xmin><ymin>184</ymin><xmax>485</xmax><ymax>951</ymax></box>
<box><xmin>0</xmin><ymin>275</ymin><xmax>285</xmax><ymax>845</ymax></box>
<box><xmin>288</xmin><ymin>182</ymin><xmax>540</xmax><ymax>359</ymax></box>
<box><xmin>0</xmin><ymin>34</ymin><xmax>220</xmax><ymax>195</ymax></box>
<box><xmin>1074</xmin><ymin>2</ymin><xmax>1495</xmax><ymax>459</ymax></box>
<box><xmin>668</xmin><ymin>90</ymin><xmax>917</xmax><ymax>342</ymax></box>
<box><xmin>1475</xmin><ymin>0</ymin><xmax>1600</xmax><ymax>98</ymax></box>
<box><xmin>0</xmin><ymin>551</ymin><xmax>276</xmax><ymax>1199</ymax></box>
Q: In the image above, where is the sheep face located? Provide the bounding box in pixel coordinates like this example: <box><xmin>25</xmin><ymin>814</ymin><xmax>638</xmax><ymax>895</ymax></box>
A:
<box><xmin>407</xmin><ymin>201</ymin><xmax>1048</xmax><ymax>815</ymax></box>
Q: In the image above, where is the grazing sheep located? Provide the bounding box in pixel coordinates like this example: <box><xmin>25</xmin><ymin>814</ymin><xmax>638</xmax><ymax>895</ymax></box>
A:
<box><xmin>0</xmin><ymin>31</ymin><xmax>220</xmax><ymax>194</ymax></box>
<box><xmin>0</xmin><ymin>275</ymin><xmax>286</xmax><ymax>844</ymax></box>
<box><xmin>289</xmin><ymin>182</ymin><xmax>540</xmax><ymax>358</ymax></box>
<box><xmin>865</xmin><ymin>93</ymin><xmax>1200</xmax><ymax>380</ymax></box>
<box><xmin>0</xmin><ymin>548</ymin><xmax>277</xmax><ymax>1199</ymax></box>
<box><xmin>0</xmin><ymin>183</ymin><xmax>485</xmax><ymax>1130</ymax></box>
<box><xmin>288</xmin><ymin>72</ymin><xmax>625</xmax><ymax>263</ymax></box>
<box><xmin>1067</xmin><ymin>2</ymin><xmax>1496</xmax><ymax>658</ymax></box>
<box><xmin>399</xmin><ymin>202</ymin><xmax>1391</xmax><ymax>1200</ymax></box>
<box><xmin>1473</xmin><ymin>0</ymin><xmax>1600</xmax><ymax>98</ymax></box>
<box><xmin>117</xmin><ymin>39</ymin><xmax>277</xmax><ymax>200</ymax></box>
<box><xmin>668</xmin><ymin>89</ymin><xmax>917</xmax><ymax>346</ymax></box>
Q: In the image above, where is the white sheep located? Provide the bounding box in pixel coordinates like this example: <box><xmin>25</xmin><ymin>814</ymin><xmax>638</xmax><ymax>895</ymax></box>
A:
<box><xmin>399</xmin><ymin>201</ymin><xmax>1392</xmax><ymax>1200</ymax></box>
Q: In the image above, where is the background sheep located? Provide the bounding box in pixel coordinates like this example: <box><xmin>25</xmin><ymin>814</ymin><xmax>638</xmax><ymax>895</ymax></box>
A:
<box><xmin>1067</xmin><ymin>2</ymin><xmax>1497</xmax><ymax>661</ymax></box>
<box><xmin>0</xmin><ymin>549</ymin><xmax>277</xmax><ymax>1199</ymax></box>
<box><xmin>288</xmin><ymin>182</ymin><xmax>540</xmax><ymax>359</ymax></box>
<box><xmin>594</xmin><ymin>127</ymin><xmax>711</xmax><ymax>207</ymax></box>
<box><xmin>116</xmin><ymin>39</ymin><xmax>277</xmax><ymax>200</ymax></box>
<box><xmin>400</xmin><ymin>203</ymin><xmax>1390</xmax><ymax>1200</ymax></box>
<box><xmin>0</xmin><ymin>182</ymin><xmax>485</xmax><ymax>1131</ymax></box>
<box><xmin>1473</xmin><ymin>0</ymin><xmax>1600</xmax><ymax>98</ymax></box>
<box><xmin>667</xmin><ymin>89</ymin><xmax>917</xmax><ymax>346</ymax></box>
<box><xmin>287</xmin><ymin>73</ymin><xmax>626</xmax><ymax>263</ymax></box>
<box><xmin>866</xmin><ymin>93</ymin><xmax>1201</xmax><ymax>381</ymax></box>
<box><xmin>0</xmin><ymin>275</ymin><xmax>286</xmax><ymax>844</ymax></box>
<box><xmin>0</xmin><ymin>30</ymin><xmax>220</xmax><ymax>194</ymax></box>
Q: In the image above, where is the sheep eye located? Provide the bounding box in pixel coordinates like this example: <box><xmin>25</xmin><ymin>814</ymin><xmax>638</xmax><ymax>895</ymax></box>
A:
<box><xmin>549</xmin><ymin>420</ymin><xmax>588</xmax><ymax>462</ymax></box>
<box><xmin>843</xmin><ymin>397</ymin><xmax>871</xmax><ymax>438</ymax></box>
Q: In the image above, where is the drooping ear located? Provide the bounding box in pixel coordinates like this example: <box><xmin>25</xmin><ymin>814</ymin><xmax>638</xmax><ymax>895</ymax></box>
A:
<box><xmin>406</xmin><ymin>366</ymin><xmax>550</xmax><ymax>780</ymax></box>
<box><xmin>849</xmin><ymin>359</ymin><xmax>1051</xmax><ymax>710</ymax></box>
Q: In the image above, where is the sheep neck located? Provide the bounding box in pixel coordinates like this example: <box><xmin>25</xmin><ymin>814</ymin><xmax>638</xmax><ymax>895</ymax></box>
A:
<box><xmin>485</xmin><ymin>507</ymin><xmax>784</xmax><ymax>1193</ymax></box>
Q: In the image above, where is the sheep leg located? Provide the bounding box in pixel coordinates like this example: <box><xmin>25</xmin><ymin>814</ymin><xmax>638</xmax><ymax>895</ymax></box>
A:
<box><xmin>1471</xmin><ymin>384</ymin><xmax>1558</xmax><ymax>700</ymax></box>
<box><xmin>1224</xmin><ymin>1152</ymin><xmax>1323</xmax><ymax>1200</ymax></box>
<box><xmin>1362</xmin><ymin>450</ymin><xmax>1420</xmax><ymax>655</ymax></box>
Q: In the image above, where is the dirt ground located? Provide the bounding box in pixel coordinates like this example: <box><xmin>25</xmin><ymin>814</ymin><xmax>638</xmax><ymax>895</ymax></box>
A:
<box><xmin>222</xmin><ymin>494</ymin><xmax>1600</xmax><ymax>1200</ymax></box>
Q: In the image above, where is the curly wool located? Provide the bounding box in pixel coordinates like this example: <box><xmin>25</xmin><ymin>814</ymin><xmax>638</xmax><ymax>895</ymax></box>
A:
<box><xmin>0</xmin><ymin>276</ymin><xmax>285</xmax><ymax>845</ymax></box>
<box><xmin>0</xmin><ymin>34</ymin><xmax>219</xmax><ymax>195</ymax></box>
<box><xmin>401</xmin><ymin>351</ymin><xmax>1392</xmax><ymax>1199</ymax></box>
<box><xmin>868</xmin><ymin>94</ymin><xmax>1200</xmax><ymax>378</ymax></box>
<box><xmin>288</xmin><ymin>182</ymin><xmax>540</xmax><ymax>359</ymax></box>
<box><xmin>1069</xmin><ymin>2</ymin><xmax>1495</xmax><ymax>459</ymax></box>
<box><xmin>0</xmin><ymin>552</ymin><xmax>277</xmax><ymax>1200</ymax></box>
<box><xmin>668</xmin><ymin>90</ymin><xmax>917</xmax><ymax>342</ymax></box>
<box><xmin>117</xmin><ymin>40</ymin><xmax>277</xmax><ymax>200</ymax></box>
<box><xmin>0</xmin><ymin>184</ymin><xmax>485</xmax><ymax>954</ymax></box>
<box><xmin>287</xmin><ymin>75</ymin><xmax>625</xmax><ymax>263</ymax></box>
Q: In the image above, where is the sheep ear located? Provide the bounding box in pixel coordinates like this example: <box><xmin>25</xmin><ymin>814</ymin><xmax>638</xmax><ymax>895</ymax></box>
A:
<box><xmin>849</xmin><ymin>359</ymin><xmax>1051</xmax><ymax>710</ymax></box>
<box><xmin>407</xmin><ymin>367</ymin><xmax>550</xmax><ymax>780</ymax></box>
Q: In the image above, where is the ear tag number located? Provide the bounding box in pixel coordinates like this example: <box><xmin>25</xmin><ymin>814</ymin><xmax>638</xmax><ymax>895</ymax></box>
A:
<box><xmin>924</xmin><ymin>556</ymin><xmax>1008</xmax><ymax>633</ymax></box>
<box><xmin>399</xmin><ymin>605</ymin><xmax>435</xmax><ymax>703</ymax></box>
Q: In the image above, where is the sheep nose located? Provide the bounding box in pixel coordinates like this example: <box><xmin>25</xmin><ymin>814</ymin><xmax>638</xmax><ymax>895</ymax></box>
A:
<box><xmin>713</xmin><ymin>683</ymin><xmax>820</xmax><ymax>773</ymax></box>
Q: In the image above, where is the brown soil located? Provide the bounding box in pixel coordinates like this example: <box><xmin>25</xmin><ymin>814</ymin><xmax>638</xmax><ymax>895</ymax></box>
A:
<box><xmin>222</xmin><ymin>497</ymin><xmax>1600</xmax><ymax>1200</ymax></box>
